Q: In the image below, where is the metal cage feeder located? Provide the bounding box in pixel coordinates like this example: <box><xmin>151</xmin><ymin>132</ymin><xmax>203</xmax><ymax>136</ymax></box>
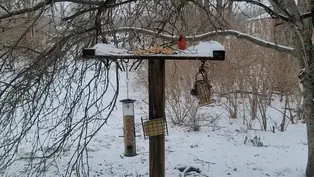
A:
<box><xmin>141</xmin><ymin>117</ymin><xmax>169</xmax><ymax>139</ymax></box>
<box><xmin>195</xmin><ymin>79</ymin><xmax>212</xmax><ymax>106</ymax></box>
<box><xmin>191</xmin><ymin>66</ymin><xmax>213</xmax><ymax>106</ymax></box>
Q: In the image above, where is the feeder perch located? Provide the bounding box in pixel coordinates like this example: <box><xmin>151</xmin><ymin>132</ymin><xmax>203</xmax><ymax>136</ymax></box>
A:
<box><xmin>141</xmin><ymin>117</ymin><xmax>169</xmax><ymax>139</ymax></box>
<box><xmin>120</xmin><ymin>98</ymin><xmax>137</xmax><ymax>157</ymax></box>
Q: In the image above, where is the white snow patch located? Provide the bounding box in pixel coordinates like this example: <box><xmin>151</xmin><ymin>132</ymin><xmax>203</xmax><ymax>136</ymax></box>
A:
<box><xmin>180</xmin><ymin>41</ymin><xmax>225</xmax><ymax>57</ymax></box>
<box><xmin>92</xmin><ymin>43</ymin><xmax>129</xmax><ymax>56</ymax></box>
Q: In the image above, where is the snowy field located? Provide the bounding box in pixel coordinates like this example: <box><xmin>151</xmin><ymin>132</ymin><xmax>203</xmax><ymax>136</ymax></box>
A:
<box><xmin>3</xmin><ymin>66</ymin><xmax>307</xmax><ymax>177</ymax></box>
<box><xmin>61</xmin><ymin>70</ymin><xmax>306</xmax><ymax>177</ymax></box>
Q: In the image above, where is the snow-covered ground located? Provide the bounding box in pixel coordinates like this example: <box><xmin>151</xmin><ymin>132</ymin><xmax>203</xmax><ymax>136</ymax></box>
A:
<box><xmin>3</xmin><ymin>67</ymin><xmax>307</xmax><ymax>177</ymax></box>
<box><xmin>61</xmin><ymin>70</ymin><xmax>306</xmax><ymax>177</ymax></box>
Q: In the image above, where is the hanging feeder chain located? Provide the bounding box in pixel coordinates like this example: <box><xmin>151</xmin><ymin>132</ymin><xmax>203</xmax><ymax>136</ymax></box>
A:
<box><xmin>198</xmin><ymin>60</ymin><xmax>208</xmax><ymax>80</ymax></box>
<box><xmin>200</xmin><ymin>60</ymin><xmax>206</xmax><ymax>71</ymax></box>
<box><xmin>125</xmin><ymin>62</ymin><xmax>130</xmax><ymax>99</ymax></box>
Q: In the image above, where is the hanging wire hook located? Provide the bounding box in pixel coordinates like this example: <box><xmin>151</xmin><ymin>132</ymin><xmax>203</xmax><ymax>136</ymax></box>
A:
<box><xmin>200</xmin><ymin>59</ymin><xmax>209</xmax><ymax>70</ymax></box>
<box><xmin>122</xmin><ymin>59</ymin><xmax>130</xmax><ymax>64</ymax></box>
<box><xmin>192</xmin><ymin>60</ymin><xmax>207</xmax><ymax>96</ymax></box>
<box><xmin>196</xmin><ymin>60</ymin><xmax>208</xmax><ymax>81</ymax></box>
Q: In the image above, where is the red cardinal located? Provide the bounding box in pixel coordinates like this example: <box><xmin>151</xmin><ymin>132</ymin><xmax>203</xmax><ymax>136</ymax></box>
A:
<box><xmin>177</xmin><ymin>33</ymin><xmax>187</xmax><ymax>50</ymax></box>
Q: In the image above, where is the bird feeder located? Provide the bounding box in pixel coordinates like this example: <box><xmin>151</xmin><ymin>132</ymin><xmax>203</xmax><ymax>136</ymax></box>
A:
<box><xmin>120</xmin><ymin>98</ymin><xmax>137</xmax><ymax>157</ymax></box>
<box><xmin>191</xmin><ymin>62</ymin><xmax>212</xmax><ymax>106</ymax></box>
<box><xmin>141</xmin><ymin>117</ymin><xmax>169</xmax><ymax>139</ymax></box>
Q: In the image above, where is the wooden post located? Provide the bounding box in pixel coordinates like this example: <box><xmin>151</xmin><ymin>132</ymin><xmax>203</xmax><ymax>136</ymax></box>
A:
<box><xmin>148</xmin><ymin>59</ymin><xmax>165</xmax><ymax>177</ymax></box>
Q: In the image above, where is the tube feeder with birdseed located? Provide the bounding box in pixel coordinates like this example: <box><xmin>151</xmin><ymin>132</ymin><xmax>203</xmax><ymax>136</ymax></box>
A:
<box><xmin>120</xmin><ymin>98</ymin><xmax>137</xmax><ymax>157</ymax></box>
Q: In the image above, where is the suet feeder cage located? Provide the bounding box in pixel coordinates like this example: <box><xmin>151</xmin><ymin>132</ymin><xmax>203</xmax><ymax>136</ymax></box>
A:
<box><xmin>120</xmin><ymin>98</ymin><xmax>137</xmax><ymax>157</ymax></box>
<box><xmin>141</xmin><ymin>117</ymin><xmax>169</xmax><ymax>139</ymax></box>
<box><xmin>191</xmin><ymin>64</ymin><xmax>213</xmax><ymax>106</ymax></box>
<box><xmin>195</xmin><ymin>79</ymin><xmax>212</xmax><ymax>106</ymax></box>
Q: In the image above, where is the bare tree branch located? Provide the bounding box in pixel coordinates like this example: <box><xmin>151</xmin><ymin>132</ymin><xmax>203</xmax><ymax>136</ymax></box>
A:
<box><xmin>230</xmin><ymin>0</ymin><xmax>292</xmax><ymax>22</ymax></box>
<box><xmin>0</xmin><ymin>4</ymin><xmax>10</xmax><ymax>14</ymax></box>
<box><xmin>301</xmin><ymin>11</ymin><xmax>312</xmax><ymax>20</ymax></box>
<box><xmin>270</xmin><ymin>0</ymin><xmax>296</xmax><ymax>20</ymax></box>
<box><xmin>0</xmin><ymin>0</ymin><xmax>137</xmax><ymax>20</ymax></box>
<box><xmin>100</xmin><ymin>27</ymin><xmax>294</xmax><ymax>53</ymax></box>
<box><xmin>62</xmin><ymin>7</ymin><xmax>98</xmax><ymax>21</ymax></box>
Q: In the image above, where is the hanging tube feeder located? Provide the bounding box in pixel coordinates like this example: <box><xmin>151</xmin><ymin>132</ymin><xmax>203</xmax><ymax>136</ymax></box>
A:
<box><xmin>120</xmin><ymin>98</ymin><xmax>137</xmax><ymax>157</ymax></box>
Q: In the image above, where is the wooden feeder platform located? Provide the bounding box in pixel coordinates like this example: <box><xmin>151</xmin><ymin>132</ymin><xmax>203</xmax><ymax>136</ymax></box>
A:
<box><xmin>81</xmin><ymin>42</ymin><xmax>225</xmax><ymax>61</ymax></box>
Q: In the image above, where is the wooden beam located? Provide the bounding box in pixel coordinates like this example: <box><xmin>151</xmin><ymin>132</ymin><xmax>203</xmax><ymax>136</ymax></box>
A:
<box><xmin>148</xmin><ymin>59</ymin><xmax>165</xmax><ymax>177</ymax></box>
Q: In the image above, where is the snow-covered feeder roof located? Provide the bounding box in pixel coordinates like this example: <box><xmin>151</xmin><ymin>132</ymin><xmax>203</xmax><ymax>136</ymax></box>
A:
<box><xmin>82</xmin><ymin>41</ymin><xmax>225</xmax><ymax>60</ymax></box>
<box><xmin>92</xmin><ymin>43</ymin><xmax>129</xmax><ymax>56</ymax></box>
<box><xmin>182</xmin><ymin>41</ymin><xmax>225</xmax><ymax>57</ymax></box>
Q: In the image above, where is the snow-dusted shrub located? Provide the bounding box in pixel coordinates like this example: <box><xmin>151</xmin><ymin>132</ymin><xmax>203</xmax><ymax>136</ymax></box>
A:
<box><xmin>135</xmin><ymin>60</ymin><xmax>201</xmax><ymax>127</ymax></box>
<box><xmin>165</xmin><ymin>61</ymin><xmax>201</xmax><ymax>126</ymax></box>
<box><xmin>244</xmin><ymin>136</ymin><xmax>266</xmax><ymax>147</ymax></box>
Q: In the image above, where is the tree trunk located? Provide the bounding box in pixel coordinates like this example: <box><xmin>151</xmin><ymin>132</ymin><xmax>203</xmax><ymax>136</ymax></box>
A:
<box><xmin>280</xmin><ymin>94</ymin><xmax>288</xmax><ymax>132</ymax></box>
<box><xmin>216</xmin><ymin>0</ymin><xmax>223</xmax><ymax>15</ymax></box>
<box><xmin>251</xmin><ymin>87</ymin><xmax>258</xmax><ymax>120</ymax></box>
<box><xmin>226</xmin><ymin>1</ymin><xmax>233</xmax><ymax>19</ymax></box>
<box><xmin>301</xmin><ymin>66</ymin><xmax>314</xmax><ymax>177</ymax></box>
<box><xmin>299</xmin><ymin>38</ymin><xmax>314</xmax><ymax>177</ymax></box>
<box><xmin>304</xmin><ymin>80</ymin><xmax>314</xmax><ymax>176</ymax></box>
<box><xmin>204</xmin><ymin>0</ymin><xmax>209</xmax><ymax>10</ymax></box>
<box><xmin>306</xmin><ymin>117</ymin><xmax>314</xmax><ymax>177</ymax></box>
